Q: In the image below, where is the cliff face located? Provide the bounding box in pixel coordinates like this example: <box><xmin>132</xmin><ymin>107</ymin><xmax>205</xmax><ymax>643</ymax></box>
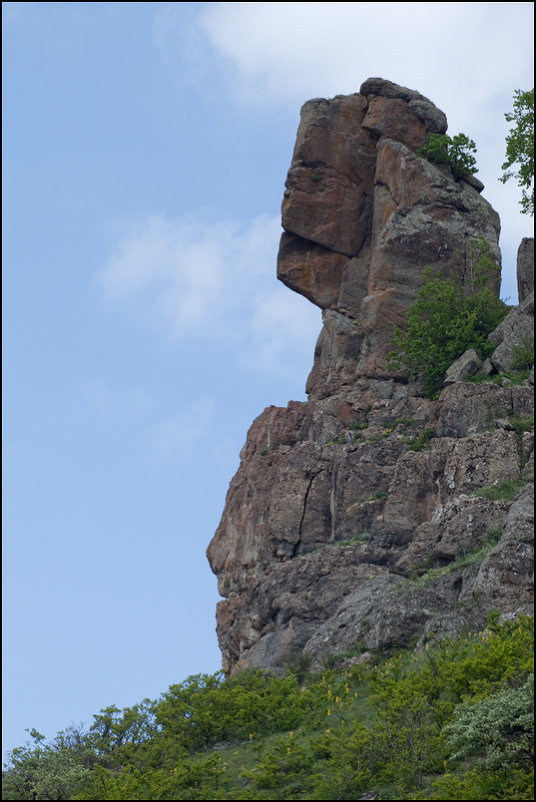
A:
<box><xmin>207</xmin><ymin>79</ymin><xmax>534</xmax><ymax>675</ymax></box>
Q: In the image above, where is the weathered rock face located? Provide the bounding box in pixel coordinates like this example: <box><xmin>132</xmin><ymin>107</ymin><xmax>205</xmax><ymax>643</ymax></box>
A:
<box><xmin>488</xmin><ymin>239</ymin><xmax>534</xmax><ymax>373</ymax></box>
<box><xmin>277</xmin><ymin>78</ymin><xmax>501</xmax><ymax>399</ymax></box>
<box><xmin>517</xmin><ymin>237</ymin><xmax>534</xmax><ymax>303</ymax></box>
<box><xmin>207</xmin><ymin>79</ymin><xmax>534</xmax><ymax>675</ymax></box>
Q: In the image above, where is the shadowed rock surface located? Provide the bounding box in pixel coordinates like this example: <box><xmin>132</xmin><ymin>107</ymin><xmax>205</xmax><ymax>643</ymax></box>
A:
<box><xmin>207</xmin><ymin>79</ymin><xmax>534</xmax><ymax>675</ymax></box>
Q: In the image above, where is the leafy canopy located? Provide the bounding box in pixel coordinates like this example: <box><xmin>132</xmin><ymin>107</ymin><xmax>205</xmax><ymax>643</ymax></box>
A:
<box><xmin>444</xmin><ymin>673</ymin><xmax>534</xmax><ymax>770</ymax></box>
<box><xmin>2</xmin><ymin>616</ymin><xmax>534</xmax><ymax>800</ymax></box>
<box><xmin>387</xmin><ymin>238</ymin><xmax>508</xmax><ymax>396</ymax></box>
<box><xmin>418</xmin><ymin>132</ymin><xmax>478</xmax><ymax>180</ymax></box>
<box><xmin>500</xmin><ymin>88</ymin><xmax>534</xmax><ymax>216</ymax></box>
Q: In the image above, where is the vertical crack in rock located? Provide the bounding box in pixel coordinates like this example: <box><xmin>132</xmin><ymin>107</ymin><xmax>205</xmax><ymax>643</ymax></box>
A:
<box><xmin>329</xmin><ymin>462</ymin><xmax>338</xmax><ymax>543</ymax></box>
<box><xmin>293</xmin><ymin>466</ymin><xmax>321</xmax><ymax>558</ymax></box>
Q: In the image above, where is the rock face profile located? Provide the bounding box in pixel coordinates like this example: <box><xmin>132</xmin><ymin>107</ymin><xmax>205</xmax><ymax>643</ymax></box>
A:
<box><xmin>207</xmin><ymin>79</ymin><xmax>534</xmax><ymax>675</ymax></box>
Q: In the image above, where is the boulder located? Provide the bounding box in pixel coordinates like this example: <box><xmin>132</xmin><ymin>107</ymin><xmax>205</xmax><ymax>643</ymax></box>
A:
<box><xmin>444</xmin><ymin>349</ymin><xmax>482</xmax><ymax>384</ymax></box>
<box><xmin>488</xmin><ymin>292</ymin><xmax>534</xmax><ymax>373</ymax></box>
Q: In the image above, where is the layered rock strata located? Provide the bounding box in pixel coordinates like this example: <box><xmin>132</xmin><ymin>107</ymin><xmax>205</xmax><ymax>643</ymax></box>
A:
<box><xmin>207</xmin><ymin>79</ymin><xmax>534</xmax><ymax>675</ymax></box>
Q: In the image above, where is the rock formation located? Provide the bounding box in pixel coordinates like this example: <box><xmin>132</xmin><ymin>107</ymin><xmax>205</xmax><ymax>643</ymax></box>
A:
<box><xmin>207</xmin><ymin>79</ymin><xmax>534</xmax><ymax>675</ymax></box>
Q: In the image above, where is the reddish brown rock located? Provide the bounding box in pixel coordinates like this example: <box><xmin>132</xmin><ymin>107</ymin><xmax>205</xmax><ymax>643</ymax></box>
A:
<box><xmin>207</xmin><ymin>79</ymin><xmax>534</xmax><ymax>676</ymax></box>
<box><xmin>362</xmin><ymin>95</ymin><xmax>428</xmax><ymax>150</ymax></box>
<box><xmin>280</xmin><ymin>117</ymin><xmax>501</xmax><ymax>395</ymax></box>
<box><xmin>281</xmin><ymin>94</ymin><xmax>377</xmax><ymax>256</ymax></box>
<box><xmin>277</xmin><ymin>232</ymin><xmax>349</xmax><ymax>308</ymax></box>
<box><xmin>359</xmin><ymin>77</ymin><xmax>448</xmax><ymax>135</ymax></box>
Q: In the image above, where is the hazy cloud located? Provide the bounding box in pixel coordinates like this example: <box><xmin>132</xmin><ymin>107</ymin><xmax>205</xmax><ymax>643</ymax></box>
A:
<box><xmin>82</xmin><ymin>378</ymin><xmax>153</xmax><ymax>420</ymax></box>
<box><xmin>148</xmin><ymin>396</ymin><xmax>216</xmax><ymax>460</ymax></box>
<box><xmin>152</xmin><ymin>2</ymin><xmax>533</xmax><ymax>300</ymax></box>
<box><xmin>100</xmin><ymin>212</ymin><xmax>320</xmax><ymax>372</ymax></box>
<box><xmin>198</xmin><ymin>3</ymin><xmax>533</xmax><ymax>111</ymax></box>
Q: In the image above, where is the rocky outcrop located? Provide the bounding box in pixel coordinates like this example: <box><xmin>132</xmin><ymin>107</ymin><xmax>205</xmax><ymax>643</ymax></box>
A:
<box><xmin>487</xmin><ymin>237</ymin><xmax>534</xmax><ymax>373</ymax></box>
<box><xmin>207</xmin><ymin>79</ymin><xmax>534</xmax><ymax>675</ymax></box>
<box><xmin>517</xmin><ymin>237</ymin><xmax>534</xmax><ymax>303</ymax></box>
<box><xmin>277</xmin><ymin>78</ymin><xmax>500</xmax><ymax>400</ymax></box>
<box><xmin>488</xmin><ymin>293</ymin><xmax>534</xmax><ymax>373</ymax></box>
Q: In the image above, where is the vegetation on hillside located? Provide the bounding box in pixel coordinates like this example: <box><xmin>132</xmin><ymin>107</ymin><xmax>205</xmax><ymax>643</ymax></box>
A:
<box><xmin>3</xmin><ymin>615</ymin><xmax>533</xmax><ymax>801</ymax></box>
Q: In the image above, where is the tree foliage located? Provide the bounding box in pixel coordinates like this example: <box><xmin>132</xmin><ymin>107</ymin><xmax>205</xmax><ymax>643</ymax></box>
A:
<box><xmin>387</xmin><ymin>238</ymin><xmax>508</xmax><ymax>396</ymax></box>
<box><xmin>500</xmin><ymin>88</ymin><xmax>534</xmax><ymax>216</ymax></box>
<box><xmin>1</xmin><ymin>726</ymin><xmax>94</xmax><ymax>801</ymax></box>
<box><xmin>418</xmin><ymin>132</ymin><xmax>478</xmax><ymax>179</ymax></box>
<box><xmin>444</xmin><ymin>674</ymin><xmax>534</xmax><ymax>769</ymax></box>
<box><xmin>3</xmin><ymin>616</ymin><xmax>533</xmax><ymax>800</ymax></box>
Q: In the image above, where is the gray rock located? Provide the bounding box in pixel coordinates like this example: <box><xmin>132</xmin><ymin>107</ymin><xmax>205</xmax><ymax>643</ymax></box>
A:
<box><xmin>444</xmin><ymin>349</ymin><xmax>482</xmax><ymax>384</ymax></box>
<box><xmin>464</xmin><ymin>484</ymin><xmax>534</xmax><ymax>616</ymax></box>
<box><xmin>461</xmin><ymin>173</ymin><xmax>485</xmax><ymax>192</ymax></box>
<box><xmin>517</xmin><ymin>238</ymin><xmax>534</xmax><ymax>303</ymax></box>
<box><xmin>488</xmin><ymin>292</ymin><xmax>534</xmax><ymax>373</ymax></box>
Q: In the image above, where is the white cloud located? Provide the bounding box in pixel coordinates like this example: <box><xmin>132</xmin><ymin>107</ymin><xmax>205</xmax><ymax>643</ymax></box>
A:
<box><xmin>198</xmin><ymin>2</ymin><xmax>533</xmax><ymax>108</ymax></box>
<box><xmin>100</xmin><ymin>212</ymin><xmax>320</xmax><ymax>373</ymax></box>
<box><xmin>147</xmin><ymin>396</ymin><xmax>215</xmax><ymax>460</ymax></box>
<box><xmin>82</xmin><ymin>378</ymin><xmax>153</xmax><ymax>420</ymax></box>
<box><xmin>152</xmin><ymin>2</ymin><xmax>533</xmax><ymax>301</ymax></box>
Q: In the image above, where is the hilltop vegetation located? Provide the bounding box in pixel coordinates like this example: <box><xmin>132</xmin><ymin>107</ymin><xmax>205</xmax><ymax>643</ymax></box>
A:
<box><xmin>3</xmin><ymin>615</ymin><xmax>533</xmax><ymax>800</ymax></box>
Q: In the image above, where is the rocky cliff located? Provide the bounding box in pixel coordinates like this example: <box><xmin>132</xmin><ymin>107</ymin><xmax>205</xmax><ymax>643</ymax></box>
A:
<box><xmin>207</xmin><ymin>79</ymin><xmax>534</xmax><ymax>675</ymax></box>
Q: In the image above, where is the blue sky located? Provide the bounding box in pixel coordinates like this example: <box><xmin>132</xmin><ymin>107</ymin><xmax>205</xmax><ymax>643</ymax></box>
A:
<box><xmin>2</xmin><ymin>2</ymin><xmax>533</xmax><ymax>756</ymax></box>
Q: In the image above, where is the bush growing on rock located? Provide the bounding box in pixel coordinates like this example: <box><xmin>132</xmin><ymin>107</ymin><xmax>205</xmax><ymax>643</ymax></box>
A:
<box><xmin>418</xmin><ymin>132</ymin><xmax>478</xmax><ymax>179</ymax></box>
<box><xmin>387</xmin><ymin>238</ymin><xmax>508</xmax><ymax>396</ymax></box>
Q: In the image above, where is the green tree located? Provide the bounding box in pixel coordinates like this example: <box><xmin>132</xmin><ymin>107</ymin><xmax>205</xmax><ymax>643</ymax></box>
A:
<box><xmin>443</xmin><ymin>674</ymin><xmax>534</xmax><ymax>770</ymax></box>
<box><xmin>2</xmin><ymin>727</ymin><xmax>94</xmax><ymax>801</ymax></box>
<box><xmin>418</xmin><ymin>132</ymin><xmax>478</xmax><ymax>179</ymax></box>
<box><xmin>387</xmin><ymin>238</ymin><xmax>508</xmax><ymax>396</ymax></box>
<box><xmin>500</xmin><ymin>89</ymin><xmax>534</xmax><ymax>216</ymax></box>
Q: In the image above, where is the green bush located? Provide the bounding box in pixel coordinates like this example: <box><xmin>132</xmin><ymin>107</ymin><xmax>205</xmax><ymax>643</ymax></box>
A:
<box><xmin>418</xmin><ymin>132</ymin><xmax>478</xmax><ymax>179</ymax></box>
<box><xmin>443</xmin><ymin>674</ymin><xmax>534</xmax><ymax>769</ymax></box>
<box><xmin>3</xmin><ymin>618</ymin><xmax>533</xmax><ymax>800</ymax></box>
<box><xmin>405</xmin><ymin>427</ymin><xmax>436</xmax><ymax>452</ymax></box>
<box><xmin>387</xmin><ymin>238</ymin><xmax>508</xmax><ymax>396</ymax></box>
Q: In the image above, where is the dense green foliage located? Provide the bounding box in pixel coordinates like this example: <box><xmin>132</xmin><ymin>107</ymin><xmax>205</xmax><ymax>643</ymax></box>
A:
<box><xmin>3</xmin><ymin>616</ymin><xmax>533</xmax><ymax>801</ymax></box>
<box><xmin>418</xmin><ymin>132</ymin><xmax>478</xmax><ymax>179</ymax></box>
<box><xmin>387</xmin><ymin>238</ymin><xmax>508</xmax><ymax>396</ymax></box>
<box><xmin>500</xmin><ymin>89</ymin><xmax>534</xmax><ymax>216</ymax></box>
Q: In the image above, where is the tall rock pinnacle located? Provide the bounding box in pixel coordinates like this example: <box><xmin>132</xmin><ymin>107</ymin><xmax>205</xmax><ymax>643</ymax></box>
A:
<box><xmin>207</xmin><ymin>79</ymin><xmax>533</xmax><ymax>675</ymax></box>
<box><xmin>278</xmin><ymin>77</ymin><xmax>500</xmax><ymax>399</ymax></box>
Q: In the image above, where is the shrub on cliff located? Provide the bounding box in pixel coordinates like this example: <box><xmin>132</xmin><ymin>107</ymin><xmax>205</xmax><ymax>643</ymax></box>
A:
<box><xmin>418</xmin><ymin>132</ymin><xmax>478</xmax><ymax>179</ymax></box>
<box><xmin>387</xmin><ymin>238</ymin><xmax>508</xmax><ymax>396</ymax></box>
